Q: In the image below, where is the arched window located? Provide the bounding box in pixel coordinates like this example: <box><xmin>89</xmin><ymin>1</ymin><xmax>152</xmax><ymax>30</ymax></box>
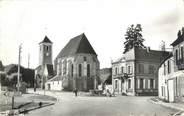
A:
<box><xmin>46</xmin><ymin>46</ymin><xmax>49</xmax><ymax>51</ymax></box>
<box><xmin>87</xmin><ymin>64</ymin><xmax>90</xmax><ymax>77</ymax></box>
<box><xmin>78</xmin><ymin>64</ymin><xmax>82</xmax><ymax>77</ymax></box>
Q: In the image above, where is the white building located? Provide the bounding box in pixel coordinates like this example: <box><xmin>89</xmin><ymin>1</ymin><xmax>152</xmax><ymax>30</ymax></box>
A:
<box><xmin>112</xmin><ymin>48</ymin><xmax>169</xmax><ymax>96</ymax></box>
<box><xmin>158</xmin><ymin>54</ymin><xmax>175</xmax><ymax>102</ymax></box>
<box><xmin>158</xmin><ymin>27</ymin><xmax>184</xmax><ymax>102</ymax></box>
<box><xmin>45</xmin><ymin>75</ymin><xmax>63</xmax><ymax>91</ymax></box>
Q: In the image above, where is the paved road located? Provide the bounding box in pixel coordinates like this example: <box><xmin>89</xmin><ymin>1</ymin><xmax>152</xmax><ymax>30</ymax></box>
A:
<box><xmin>26</xmin><ymin>91</ymin><xmax>178</xmax><ymax>116</ymax></box>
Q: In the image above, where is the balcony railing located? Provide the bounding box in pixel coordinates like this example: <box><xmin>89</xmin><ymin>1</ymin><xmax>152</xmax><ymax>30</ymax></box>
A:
<box><xmin>113</xmin><ymin>73</ymin><xmax>131</xmax><ymax>79</ymax></box>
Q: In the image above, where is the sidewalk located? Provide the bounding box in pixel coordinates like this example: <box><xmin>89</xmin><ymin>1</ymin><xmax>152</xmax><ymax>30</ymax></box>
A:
<box><xmin>149</xmin><ymin>97</ymin><xmax>184</xmax><ymax>115</ymax></box>
<box><xmin>0</xmin><ymin>91</ymin><xmax>56</xmax><ymax>116</ymax></box>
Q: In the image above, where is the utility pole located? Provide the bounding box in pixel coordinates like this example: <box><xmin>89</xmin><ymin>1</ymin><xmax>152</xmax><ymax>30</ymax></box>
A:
<box><xmin>17</xmin><ymin>44</ymin><xmax>22</xmax><ymax>93</ymax></box>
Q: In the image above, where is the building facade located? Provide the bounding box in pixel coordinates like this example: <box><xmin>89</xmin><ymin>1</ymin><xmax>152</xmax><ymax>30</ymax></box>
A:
<box><xmin>158</xmin><ymin>54</ymin><xmax>175</xmax><ymax>102</ymax></box>
<box><xmin>112</xmin><ymin>47</ymin><xmax>169</xmax><ymax>96</ymax></box>
<box><xmin>35</xmin><ymin>36</ymin><xmax>54</xmax><ymax>89</ymax></box>
<box><xmin>51</xmin><ymin>33</ymin><xmax>100</xmax><ymax>91</ymax></box>
<box><xmin>159</xmin><ymin>28</ymin><xmax>184</xmax><ymax>102</ymax></box>
<box><xmin>45</xmin><ymin>75</ymin><xmax>63</xmax><ymax>91</ymax></box>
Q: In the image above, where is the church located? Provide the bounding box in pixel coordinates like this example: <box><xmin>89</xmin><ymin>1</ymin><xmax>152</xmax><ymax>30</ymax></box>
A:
<box><xmin>51</xmin><ymin>33</ymin><xmax>100</xmax><ymax>91</ymax></box>
<box><xmin>36</xmin><ymin>33</ymin><xmax>100</xmax><ymax>91</ymax></box>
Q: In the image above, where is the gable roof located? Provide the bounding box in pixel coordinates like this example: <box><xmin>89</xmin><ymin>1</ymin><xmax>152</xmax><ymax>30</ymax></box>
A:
<box><xmin>56</xmin><ymin>33</ymin><xmax>97</xmax><ymax>59</ymax></box>
<box><xmin>35</xmin><ymin>64</ymin><xmax>54</xmax><ymax>77</ymax></box>
<box><xmin>39</xmin><ymin>36</ymin><xmax>52</xmax><ymax>44</ymax></box>
<box><xmin>45</xmin><ymin>64</ymin><xmax>54</xmax><ymax>76</ymax></box>
<box><xmin>135</xmin><ymin>48</ymin><xmax>170</xmax><ymax>62</ymax></box>
<box><xmin>47</xmin><ymin>75</ymin><xmax>62</xmax><ymax>82</ymax></box>
<box><xmin>171</xmin><ymin>34</ymin><xmax>184</xmax><ymax>46</ymax></box>
<box><xmin>159</xmin><ymin>53</ymin><xmax>173</xmax><ymax>67</ymax></box>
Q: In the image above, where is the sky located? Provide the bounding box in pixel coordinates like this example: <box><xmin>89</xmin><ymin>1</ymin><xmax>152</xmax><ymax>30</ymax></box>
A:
<box><xmin>0</xmin><ymin>0</ymin><xmax>184</xmax><ymax>69</ymax></box>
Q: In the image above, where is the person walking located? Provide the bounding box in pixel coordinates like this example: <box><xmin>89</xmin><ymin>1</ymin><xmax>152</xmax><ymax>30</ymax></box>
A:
<box><xmin>74</xmin><ymin>88</ymin><xmax>78</xmax><ymax>97</ymax></box>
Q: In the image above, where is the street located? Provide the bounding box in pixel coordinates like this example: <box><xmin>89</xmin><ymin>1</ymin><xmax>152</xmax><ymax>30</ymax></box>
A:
<box><xmin>26</xmin><ymin>91</ymin><xmax>178</xmax><ymax>116</ymax></box>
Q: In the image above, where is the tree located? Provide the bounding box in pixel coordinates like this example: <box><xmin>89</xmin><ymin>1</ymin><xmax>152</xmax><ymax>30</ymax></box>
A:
<box><xmin>4</xmin><ymin>64</ymin><xmax>35</xmax><ymax>88</ymax></box>
<box><xmin>123</xmin><ymin>24</ymin><xmax>146</xmax><ymax>53</ymax></box>
<box><xmin>0</xmin><ymin>60</ymin><xmax>4</xmax><ymax>71</ymax></box>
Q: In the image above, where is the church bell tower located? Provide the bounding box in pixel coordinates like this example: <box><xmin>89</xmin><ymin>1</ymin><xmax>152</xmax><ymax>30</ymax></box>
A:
<box><xmin>39</xmin><ymin>36</ymin><xmax>53</xmax><ymax>66</ymax></box>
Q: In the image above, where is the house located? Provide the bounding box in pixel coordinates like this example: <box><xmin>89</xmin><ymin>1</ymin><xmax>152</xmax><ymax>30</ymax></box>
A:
<box><xmin>35</xmin><ymin>36</ymin><xmax>54</xmax><ymax>89</ymax></box>
<box><xmin>159</xmin><ymin>27</ymin><xmax>184</xmax><ymax>102</ymax></box>
<box><xmin>51</xmin><ymin>33</ymin><xmax>100</xmax><ymax>91</ymax></box>
<box><xmin>158</xmin><ymin>53</ymin><xmax>174</xmax><ymax>102</ymax></box>
<box><xmin>112</xmin><ymin>47</ymin><xmax>169</xmax><ymax>96</ymax></box>
<box><xmin>45</xmin><ymin>75</ymin><xmax>63</xmax><ymax>91</ymax></box>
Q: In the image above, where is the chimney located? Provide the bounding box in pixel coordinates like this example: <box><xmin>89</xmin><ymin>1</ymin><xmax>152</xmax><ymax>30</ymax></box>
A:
<box><xmin>182</xmin><ymin>27</ymin><xmax>184</xmax><ymax>35</ymax></box>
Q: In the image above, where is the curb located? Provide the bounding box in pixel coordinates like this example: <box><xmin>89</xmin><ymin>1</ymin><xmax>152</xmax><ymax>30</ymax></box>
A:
<box><xmin>172</xmin><ymin>111</ymin><xmax>184</xmax><ymax>116</ymax></box>
<box><xmin>148</xmin><ymin>99</ymin><xmax>184</xmax><ymax>111</ymax></box>
<box><xmin>0</xmin><ymin>102</ymin><xmax>55</xmax><ymax>116</ymax></box>
<box><xmin>19</xmin><ymin>102</ymin><xmax>55</xmax><ymax>114</ymax></box>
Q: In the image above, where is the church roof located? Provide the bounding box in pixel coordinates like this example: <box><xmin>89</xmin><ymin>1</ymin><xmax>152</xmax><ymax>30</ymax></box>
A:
<box><xmin>56</xmin><ymin>33</ymin><xmax>97</xmax><ymax>59</ymax></box>
<box><xmin>39</xmin><ymin>36</ymin><xmax>52</xmax><ymax>44</ymax></box>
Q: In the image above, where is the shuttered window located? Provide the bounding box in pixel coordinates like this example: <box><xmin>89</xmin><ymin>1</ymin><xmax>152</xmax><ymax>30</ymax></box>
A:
<box><xmin>79</xmin><ymin>64</ymin><xmax>82</xmax><ymax>77</ymax></box>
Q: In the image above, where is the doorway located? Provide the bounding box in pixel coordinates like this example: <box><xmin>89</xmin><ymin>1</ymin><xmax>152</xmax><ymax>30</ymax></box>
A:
<box><xmin>168</xmin><ymin>79</ymin><xmax>174</xmax><ymax>102</ymax></box>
